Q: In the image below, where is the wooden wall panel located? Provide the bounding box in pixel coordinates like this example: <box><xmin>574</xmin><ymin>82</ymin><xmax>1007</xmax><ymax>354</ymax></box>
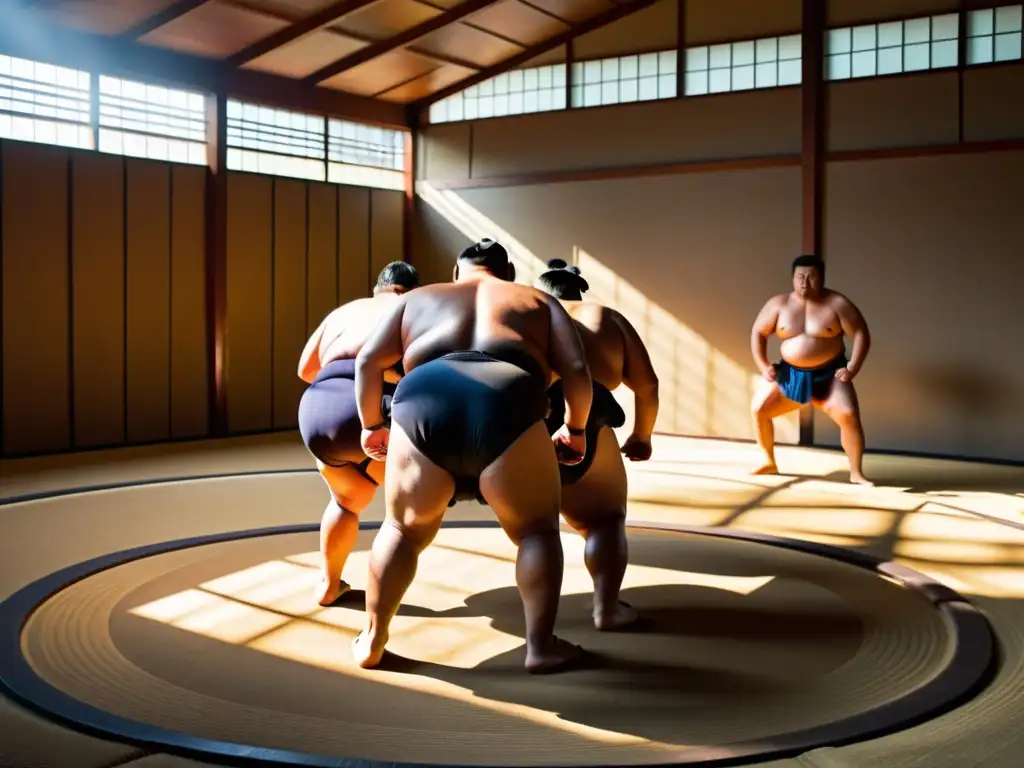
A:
<box><xmin>963</xmin><ymin>64</ymin><xmax>1024</xmax><ymax>143</ymax></box>
<box><xmin>225</xmin><ymin>172</ymin><xmax>273</xmax><ymax>433</ymax></box>
<box><xmin>826</xmin><ymin>0</ymin><xmax>959</xmax><ymax>26</ymax></box>
<box><xmin>823</xmin><ymin>152</ymin><xmax>1024</xmax><ymax>461</ymax></box>
<box><xmin>170</xmin><ymin>164</ymin><xmax>208</xmax><ymax>438</ymax></box>
<box><xmin>467</xmin><ymin>89</ymin><xmax>801</xmax><ymax>177</ymax></box>
<box><xmin>686</xmin><ymin>0</ymin><xmax>802</xmax><ymax>45</ymax></box>
<box><xmin>1</xmin><ymin>142</ymin><xmax>71</xmax><ymax>454</ymax></box>
<box><xmin>419</xmin><ymin>124</ymin><xmax>472</xmax><ymax>181</ymax></box>
<box><xmin>827</xmin><ymin>73</ymin><xmax>960</xmax><ymax>152</ymax></box>
<box><xmin>370</xmin><ymin>190</ymin><xmax>404</xmax><ymax>282</ymax></box>
<box><xmin>338</xmin><ymin>186</ymin><xmax>371</xmax><ymax>302</ymax></box>
<box><xmin>307</xmin><ymin>182</ymin><xmax>339</xmax><ymax>331</ymax></box>
<box><xmin>271</xmin><ymin>179</ymin><xmax>308</xmax><ymax>430</ymax></box>
<box><xmin>574</xmin><ymin>0</ymin><xmax>677</xmax><ymax>60</ymax></box>
<box><xmin>125</xmin><ymin>159</ymin><xmax>172</xmax><ymax>444</ymax></box>
<box><xmin>70</xmin><ymin>152</ymin><xmax>125</xmax><ymax>448</ymax></box>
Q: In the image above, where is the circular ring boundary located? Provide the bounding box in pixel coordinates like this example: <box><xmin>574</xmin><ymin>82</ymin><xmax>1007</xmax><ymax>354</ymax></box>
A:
<box><xmin>0</xmin><ymin>472</ymin><xmax>999</xmax><ymax>768</ymax></box>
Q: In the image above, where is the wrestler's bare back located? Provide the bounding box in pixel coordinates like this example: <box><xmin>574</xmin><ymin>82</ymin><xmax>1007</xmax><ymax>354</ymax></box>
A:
<box><xmin>318</xmin><ymin>295</ymin><xmax>404</xmax><ymax>364</ymax></box>
<box><xmin>398</xmin><ymin>277</ymin><xmax>559</xmax><ymax>381</ymax></box>
<box><xmin>757</xmin><ymin>290</ymin><xmax>851</xmax><ymax>369</ymax></box>
<box><xmin>558</xmin><ymin>302</ymin><xmax>628</xmax><ymax>389</ymax></box>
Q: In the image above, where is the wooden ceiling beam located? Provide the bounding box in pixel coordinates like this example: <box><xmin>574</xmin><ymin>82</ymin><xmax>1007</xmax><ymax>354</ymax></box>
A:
<box><xmin>119</xmin><ymin>0</ymin><xmax>211</xmax><ymax>40</ymax></box>
<box><xmin>303</xmin><ymin>0</ymin><xmax>507</xmax><ymax>84</ymax></box>
<box><xmin>0</xmin><ymin>8</ymin><xmax>409</xmax><ymax>128</ymax></box>
<box><xmin>225</xmin><ymin>0</ymin><xmax>381</xmax><ymax>66</ymax></box>
<box><xmin>414</xmin><ymin>0</ymin><xmax>663</xmax><ymax>108</ymax></box>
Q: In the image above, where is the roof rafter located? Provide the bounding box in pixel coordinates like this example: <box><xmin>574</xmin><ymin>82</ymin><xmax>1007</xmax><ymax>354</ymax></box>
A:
<box><xmin>226</xmin><ymin>0</ymin><xmax>381</xmax><ymax>66</ymax></box>
<box><xmin>303</xmin><ymin>0</ymin><xmax>508</xmax><ymax>85</ymax></box>
<box><xmin>119</xmin><ymin>0</ymin><xmax>211</xmax><ymax>40</ymax></box>
<box><xmin>0</xmin><ymin>6</ymin><xmax>408</xmax><ymax>127</ymax></box>
<box><xmin>415</xmin><ymin>0</ymin><xmax>663</xmax><ymax>108</ymax></box>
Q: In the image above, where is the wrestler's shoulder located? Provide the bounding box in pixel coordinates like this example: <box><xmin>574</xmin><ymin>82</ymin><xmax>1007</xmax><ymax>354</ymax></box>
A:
<box><xmin>823</xmin><ymin>289</ymin><xmax>858</xmax><ymax>309</ymax></box>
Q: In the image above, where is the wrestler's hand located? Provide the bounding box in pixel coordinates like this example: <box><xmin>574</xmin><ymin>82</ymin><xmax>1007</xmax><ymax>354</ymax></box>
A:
<box><xmin>621</xmin><ymin>434</ymin><xmax>652</xmax><ymax>462</ymax></box>
<box><xmin>762</xmin><ymin>365</ymin><xmax>778</xmax><ymax>382</ymax></box>
<box><xmin>360</xmin><ymin>426</ymin><xmax>390</xmax><ymax>462</ymax></box>
<box><xmin>834</xmin><ymin>367</ymin><xmax>853</xmax><ymax>383</ymax></box>
<box><xmin>552</xmin><ymin>424</ymin><xmax>585</xmax><ymax>466</ymax></box>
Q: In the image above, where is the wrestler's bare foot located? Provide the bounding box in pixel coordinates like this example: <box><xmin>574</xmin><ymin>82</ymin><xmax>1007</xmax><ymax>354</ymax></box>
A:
<box><xmin>849</xmin><ymin>471</ymin><xmax>874</xmax><ymax>486</ymax></box>
<box><xmin>525</xmin><ymin>636</ymin><xmax>585</xmax><ymax>674</ymax></box>
<box><xmin>351</xmin><ymin>628</ymin><xmax>388</xmax><ymax>669</ymax></box>
<box><xmin>751</xmin><ymin>462</ymin><xmax>779</xmax><ymax>475</ymax></box>
<box><xmin>315</xmin><ymin>578</ymin><xmax>351</xmax><ymax>607</ymax></box>
<box><xmin>594</xmin><ymin>601</ymin><xmax>640</xmax><ymax>631</ymax></box>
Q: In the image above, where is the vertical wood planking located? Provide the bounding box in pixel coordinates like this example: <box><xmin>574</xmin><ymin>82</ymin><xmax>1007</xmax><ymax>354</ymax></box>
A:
<box><xmin>271</xmin><ymin>179</ymin><xmax>308</xmax><ymax>429</ymax></box>
<box><xmin>71</xmin><ymin>152</ymin><xmax>125</xmax><ymax>447</ymax></box>
<box><xmin>307</xmin><ymin>182</ymin><xmax>339</xmax><ymax>332</ymax></box>
<box><xmin>170</xmin><ymin>164</ymin><xmax>209</xmax><ymax>438</ymax></box>
<box><xmin>0</xmin><ymin>143</ymin><xmax>71</xmax><ymax>454</ymax></box>
<box><xmin>225</xmin><ymin>172</ymin><xmax>273</xmax><ymax>433</ymax></box>
<box><xmin>370</xmin><ymin>189</ymin><xmax>405</xmax><ymax>281</ymax></box>
<box><xmin>125</xmin><ymin>159</ymin><xmax>172</xmax><ymax>444</ymax></box>
<box><xmin>337</xmin><ymin>186</ymin><xmax>370</xmax><ymax>302</ymax></box>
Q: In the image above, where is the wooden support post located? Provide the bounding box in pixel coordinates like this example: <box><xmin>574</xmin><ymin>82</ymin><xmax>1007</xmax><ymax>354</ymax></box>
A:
<box><xmin>800</xmin><ymin>0</ymin><xmax>826</xmax><ymax>447</ymax></box>
<box><xmin>204</xmin><ymin>92</ymin><xmax>229</xmax><ymax>436</ymax></box>
<box><xmin>402</xmin><ymin>110</ymin><xmax>417</xmax><ymax>265</ymax></box>
<box><xmin>676</xmin><ymin>0</ymin><xmax>687</xmax><ymax>98</ymax></box>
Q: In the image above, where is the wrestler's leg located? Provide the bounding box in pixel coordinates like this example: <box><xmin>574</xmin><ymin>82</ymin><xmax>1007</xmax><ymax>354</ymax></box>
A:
<box><xmin>352</xmin><ymin>424</ymin><xmax>454</xmax><ymax>669</ymax></box>
<box><xmin>750</xmin><ymin>377</ymin><xmax>801</xmax><ymax>474</ymax></box>
<box><xmin>479</xmin><ymin>421</ymin><xmax>583</xmax><ymax>674</ymax></box>
<box><xmin>816</xmin><ymin>380</ymin><xmax>871</xmax><ymax>485</ymax></box>
<box><xmin>560</xmin><ymin>426</ymin><xmax>637</xmax><ymax>631</ymax></box>
<box><xmin>315</xmin><ymin>460</ymin><xmax>381</xmax><ymax>606</ymax></box>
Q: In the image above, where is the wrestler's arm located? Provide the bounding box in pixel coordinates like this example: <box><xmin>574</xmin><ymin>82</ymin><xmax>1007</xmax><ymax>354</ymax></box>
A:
<box><xmin>355</xmin><ymin>298</ymin><xmax>406</xmax><ymax>429</ymax></box>
<box><xmin>835</xmin><ymin>295</ymin><xmax>871</xmax><ymax>377</ymax></box>
<box><xmin>750</xmin><ymin>297</ymin><xmax>781</xmax><ymax>376</ymax></box>
<box><xmin>610</xmin><ymin>309</ymin><xmax>659</xmax><ymax>440</ymax></box>
<box><xmin>546</xmin><ymin>296</ymin><xmax>592</xmax><ymax>430</ymax></box>
<box><xmin>297</xmin><ymin>313</ymin><xmax>332</xmax><ymax>383</ymax></box>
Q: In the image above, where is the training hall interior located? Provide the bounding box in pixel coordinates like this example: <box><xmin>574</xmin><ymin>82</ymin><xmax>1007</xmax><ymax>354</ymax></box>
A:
<box><xmin>1</xmin><ymin>0</ymin><xmax>1022</xmax><ymax>767</ymax></box>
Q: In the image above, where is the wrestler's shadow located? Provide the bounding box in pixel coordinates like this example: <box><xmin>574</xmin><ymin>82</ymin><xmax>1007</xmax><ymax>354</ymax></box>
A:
<box><xmin>360</xmin><ymin>583</ymin><xmax>856</xmax><ymax>741</ymax></box>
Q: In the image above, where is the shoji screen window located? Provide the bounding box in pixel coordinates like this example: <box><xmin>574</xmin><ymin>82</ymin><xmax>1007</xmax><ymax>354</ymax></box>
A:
<box><xmin>328</xmin><ymin>120</ymin><xmax>405</xmax><ymax>190</ymax></box>
<box><xmin>685</xmin><ymin>35</ymin><xmax>801</xmax><ymax>95</ymax></box>
<box><xmin>0</xmin><ymin>55</ymin><xmax>92</xmax><ymax>149</ymax></box>
<box><xmin>571</xmin><ymin>51</ymin><xmax>677</xmax><ymax>108</ymax></box>
<box><xmin>826</xmin><ymin>14</ymin><xmax>959</xmax><ymax>80</ymax></box>
<box><xmin>98</xmin><ymin>76</ymin><xmax>206</xmax><ymax>164</ymax></box>
<box><xmin>428</xmin><ymin>64</ymin><xmax>567</xmax><ymax>123</ymax></box>
<box><xmin>226</xmin><ymin>100</ymin><xmax>326</xmax><ymax>182</ymax></box>
<box><xmin>967</xmin><ymin>5</ymin><xmax>1023</xmax><ymax>64</ymax></box>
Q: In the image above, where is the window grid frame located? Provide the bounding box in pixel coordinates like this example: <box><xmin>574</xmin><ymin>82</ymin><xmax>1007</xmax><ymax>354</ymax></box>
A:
<box><xmin>225</xmin><ymin>99</ymin><xmax>327</xmax><ymax>164</ymax></box>
<box><xmin>0</xmin><ymin>54</ymin><xmax>93</xmax><ymax>149</ymax></box>
<box><xmin>824</xmin><ymin>13</ymin><xmax>962</xmax><ymax>81</ymax></box>
<box><xmin>327</xmin><ymin>118</ymin><xmax>405</xmax><ymax>173</ymax></box>
<box><xmin>672</xmin><ymin>34</ymin><xmax>803</xmax><ymax>98</ymax></box>
<box><xmin>429</xmin><ymin>64</ymin><xmax>568</xmax><ymax>124</ymax></box>
<box><xmin>96</xmin><ymin>75</ymin><xmax>207</xmax><ymax>164</ymax></box>
<box><xmin>569</xmin><ymin>50</ymin><xmax>678</xmax><ymax>110</ymax></box>
<box><xmin>965</xmin><ymin>4</ymin><xmax>1024</xmax><ymax>65</ymax></box>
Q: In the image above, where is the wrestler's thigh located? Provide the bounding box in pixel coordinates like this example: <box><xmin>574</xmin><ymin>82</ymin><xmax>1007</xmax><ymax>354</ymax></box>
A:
<box><xmin>479</xmin><ymin>421</ymin><xmax>562</xmax><ymax>544</ymax></box>
<box><xmin>383</xmin><ymin>424</ymin><xmax>455</xmax><ymax>538</ymax></box>
<box><xmin>814</xmin><ymin>378</ymin><xmax>861</xmax><ymax>421</ymax></box>
<box><xmin>317</xmin><ymin>461</ymin><xmax>379</xmax><ymax>512</ymax></box>
<box><xmin>363</xmin><ymin>457</ymin><xmax>386</xmax><ymax>486</ymax></box>
<box><xmin>561</xmin><ymin>427</ymin><xmax>627</xmax><ymax>532</ymax></box>
<box><xmin>752</xmin><ymin>376</ymin><xmax>801</xmax><ymax>418</ymax></box>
